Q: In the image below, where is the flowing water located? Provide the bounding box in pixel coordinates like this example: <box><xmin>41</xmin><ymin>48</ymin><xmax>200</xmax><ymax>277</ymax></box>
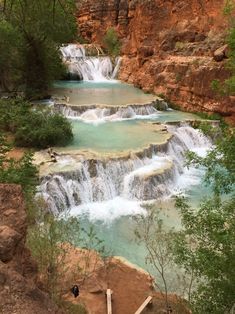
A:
<box><xmin>38</xmin><ymin>44</ymin><xmax>212</xmax><ymax>284</ymax></box>
<box><xmin>60</xmin><ymin>44</ymin><xmax>120</xmax><ymax>81</ymax></box>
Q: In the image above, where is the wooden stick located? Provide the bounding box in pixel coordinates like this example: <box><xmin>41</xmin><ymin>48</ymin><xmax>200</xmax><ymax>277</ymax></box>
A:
<box><xmin>106</xmin><ymin>289</ymin><xmax>113</xmax><ymax>314</ymax></box>
<box><xmin>134</xmin><ymin>296</ymin><xmax>153</xmax><ymax>314</ymax></box>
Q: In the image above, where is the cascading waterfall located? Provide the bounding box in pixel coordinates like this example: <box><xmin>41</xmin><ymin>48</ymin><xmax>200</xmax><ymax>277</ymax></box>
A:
<box><xmin>60</xmin><ymin>44</ymin><xmax>121</xmax><ymax>82</ymax></box>
<box><xmin>56</xmin><ymin>104</ymin><xmax>158</xmax><ymax>122</ymax></box>
<box><xmin>38</xmin><ymin>125</ymin><xmax>211</xmax><ymax>218</ymax></box>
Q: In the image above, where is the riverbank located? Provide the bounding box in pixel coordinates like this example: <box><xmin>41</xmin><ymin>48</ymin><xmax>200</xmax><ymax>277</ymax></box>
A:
<box><xmin>59</xmin><ymin>244</ymin><xmax>190</xmax><ymax>314</ymax></box>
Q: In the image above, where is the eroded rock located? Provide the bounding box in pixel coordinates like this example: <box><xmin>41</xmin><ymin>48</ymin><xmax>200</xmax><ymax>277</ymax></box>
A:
<box><xmin>213</xmin><ymin>44</ymin><xmax>229</xmax><ymax>62</ymax></box>
<box><xmin>0</xmin><ymin>226</ymin><xmax>22</xmax><ymax>262</ymax></box>
<box><xmin>0</xmin><ymin>184</ymin><xmax>61</xmax><ymax>314</ymax></box>
<box><xmin>76</xmin><ymin>0</ymin><xmax>235</xmax><ymax>124</ymax></box>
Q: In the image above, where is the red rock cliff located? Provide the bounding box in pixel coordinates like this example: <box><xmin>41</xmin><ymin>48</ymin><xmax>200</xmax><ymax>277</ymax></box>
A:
<box><xmin>76</xmin><ymin>0</ymin><xmax>235</xmax><ymax>123</ymax></box>
<box><xmin>0</xmin><ymin>184</ymin><xmax>62</xmax><ymax>314</ymax></box>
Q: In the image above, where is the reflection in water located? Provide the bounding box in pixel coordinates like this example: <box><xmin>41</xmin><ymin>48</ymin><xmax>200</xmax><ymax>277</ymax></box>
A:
<box><xmin>52</xmin><ymin>81</ymin><xmax>156</xmax><ymax>106</ymax></box>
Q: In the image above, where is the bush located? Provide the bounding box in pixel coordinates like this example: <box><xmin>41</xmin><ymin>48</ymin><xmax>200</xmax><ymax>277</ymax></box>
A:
<box><xmin>0</xmin><ymin>133</ymin><xmax>38</xmax><ymax>197</ymax></box>
<box><xmin>61</xmin><ymin>301</ymin><xmax>87</xmax><ymax>314</ymax></box>
<box><xmin>103</xmin><ymin>28</ymin><xmax>121</xmax><ymax>56</ymax></box>
<box><xmin>0</xmin><ymin>98</ymin><xmax>73</xmax><ymax>148</ymax></box>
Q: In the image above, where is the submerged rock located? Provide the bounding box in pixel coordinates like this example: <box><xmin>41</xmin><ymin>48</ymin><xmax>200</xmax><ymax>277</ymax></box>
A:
<box><xmin>152</xmin><ymin>99</ymin><xmax>168</xmax><ymax>111</ymax></box>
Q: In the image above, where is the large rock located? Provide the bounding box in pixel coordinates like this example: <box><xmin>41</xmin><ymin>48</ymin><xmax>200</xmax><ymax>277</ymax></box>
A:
<box><xmin>0</xmin><ymin>185</ymin><xmax>27</xmax><ymax>266</ymax></box>
<box><xmin>0</xmin><ymin>226</ymin><xmax>22</xmax><ymax>262</ymax></box>
<box><xmin>213</xmin><ymin>44</ymin><xmax>229</xmax><ymax>62</ymax></box>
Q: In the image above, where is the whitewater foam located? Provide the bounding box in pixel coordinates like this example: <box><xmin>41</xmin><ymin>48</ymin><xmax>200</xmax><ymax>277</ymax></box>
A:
<box><xmin>60</xmin><ymin>44</ymin><xmax>121</xmax><ymax>82</ymax></box>
<box><xmin>59</xmin><ymin>105</ymin><xmax>158</xmax><ymax>124</ymax></box>
<box><xmin>39</xmin><ymin>125</ymin><xmax>212</xmax><ymax>221</ymax></box>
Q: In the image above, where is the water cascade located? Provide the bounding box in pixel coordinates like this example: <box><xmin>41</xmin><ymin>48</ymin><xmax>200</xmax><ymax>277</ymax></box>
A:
<box><xmin>38</xmin><ymin>125</ymin><xmax>210</xmax><ymax>218</ymax></box>
<box><xmin>56</xmin><ymin>103</ymin><xmax>158</xmax><ymax>122</ymax></box>
<box><xmin>60</xmin><ymin>44</ymin><xmax>121</xmax><ymax>82</ymax></box>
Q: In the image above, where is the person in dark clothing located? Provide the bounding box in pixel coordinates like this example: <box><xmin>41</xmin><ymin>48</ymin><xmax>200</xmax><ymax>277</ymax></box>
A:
<box><xmin>71</xmin><ymin>285</ymin><xmax>79</xmax><ymax>298</ymax></box>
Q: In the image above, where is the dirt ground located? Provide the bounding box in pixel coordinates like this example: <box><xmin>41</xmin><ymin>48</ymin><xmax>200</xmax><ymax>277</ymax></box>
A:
<box><xmin>60</xmin><ymin>245</ymin><xmax>190</xmax><ymax>314</ymax></box>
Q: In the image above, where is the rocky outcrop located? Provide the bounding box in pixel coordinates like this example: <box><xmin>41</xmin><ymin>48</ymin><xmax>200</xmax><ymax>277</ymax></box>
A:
<box><xmin>213</xmin><ymin>44</ymin><xmax>229</xmax><ymax>62</ymax></box>
<box><xmin>76</xmin><ymin>0</ymin><xmax>235</xmax><ymax>123</ymax></box>
<box><xmin>0</xmin><ymin>184</ymin><xmax>61</xmax><ymax>314</ymax></box>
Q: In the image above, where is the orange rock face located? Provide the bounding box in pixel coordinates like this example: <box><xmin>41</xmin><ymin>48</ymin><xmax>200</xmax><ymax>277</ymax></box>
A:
<box><xmin>0</xmin><ymin>184</ymin><xmax>61</xmax><ymax>314</ymax></box>
<box><xmin>76</xmin><ymin>0</ymin><xmax>235</xmax><ymax>122</ymax></box>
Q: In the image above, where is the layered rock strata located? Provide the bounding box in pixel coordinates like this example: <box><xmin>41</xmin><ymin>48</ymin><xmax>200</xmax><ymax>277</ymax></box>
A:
<box><xmin>76</xmin><ymin>0</ymin><xmax>235</xmax><ymax>123</ymax></box>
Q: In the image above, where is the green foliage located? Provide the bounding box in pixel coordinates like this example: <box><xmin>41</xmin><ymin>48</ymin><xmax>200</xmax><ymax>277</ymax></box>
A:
<box><xmin>103</xmin><ymin>28</ymin><xmax>121</xmax><ymax>56</ymax></box>
<box><xmin>211</xmin><ymin>79</ymin><xmax>224</xmax><ymax>94</ymax></box>
<box><xmin>172</xmin><ymin>129</ymin><xmax>235</xmax><ymax>313</ymax></box>
<box><xmin>185</xmin><ymin>130</ymin><xmax>235</xmax><ymax>195</ymax></box>
<box><xmin>0</xmin><ymin>19</ymin><xmax>23</xmax><ymax>91</ymax></box>
<box><xmin>27</xmin><ymin>206</ymin><xmax>81</xmax><ymax>298</ymax></box>
<box><xmin>22</xmin><ymin>40</ymin><xmax>66</xmax><ymax>99</ymax></box>
<box><xmin>194</xmin><ymin>112</ymin><xmax>218</xmax><ymax>120</ymax></box>
<box><xmin>175</xmin><ymin>41</ymin><xmax>186</xmax><ymax>50</ymax></box>
<box><xmin>212</xmin><ymin>3</ymin><xmax>235</xmax><ymax>96</ymax></box>
<box><xmin>0</xmin><ymin>0</ymin><xmax>77</xmax><ymax>98</ymax></box>
<box><xmin>174</xmin><ymin>195</ymin><xmax>235</xmax><ymax>314</ymax></box>
<box><xmin>194</xmin><ymin>121</ymin><xmax>219</xmax><ymax>139</ymax></box>
<box><xmin>0</xmin><ymin>133</ymin><xmax>38</xmax><ymax>197</ymax></box>
<box><xmin>27</xmin><ymin>205</ymin><xmax>106</xmax><ymax>308</ymax></box>
<box><xmin>0</xmin><ymin>98</ymin><xmax>73</xmax><ymax>148</ymax></box>
<box><xmin>134</xmin><ymin>206</ymin><xmax>176</xmax><ymax>309</ymax></box>
<box><xmin>60</xmin><ymin>300</ymin><xmax>87</xmax><ymax>314</ymax></box>
<box><xmin>223</xmin><ymin>0</ymin><xmax>235</xmax><ymax>16</ymax></box>
<box><xmin>192</xmin><ymin>113</ymin><xmax>226</xmax><ymax>139</ymax></box>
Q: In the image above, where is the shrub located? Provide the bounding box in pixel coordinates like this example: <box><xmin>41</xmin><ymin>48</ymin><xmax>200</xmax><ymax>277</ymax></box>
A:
<box><xmin>0</xmin><ymin>133</ymin><xmax>38</xmax><ymax>197</ymax></box>
<box><xmin>0</xmin><ymin>98</ymin><xmax>73</xmax><ymax>148</ymax></box>
<box><xmin>175</xmin><ymin>42</ymin><xmax>184</xmax><ymax>50</ymax></box>
<box><xmin>103</xmin><ymin>28</ymin><xmax>121</xmax><ymax>56</ymax></box>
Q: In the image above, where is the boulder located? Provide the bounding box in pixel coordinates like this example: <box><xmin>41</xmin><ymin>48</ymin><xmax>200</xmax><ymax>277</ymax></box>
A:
<box><xmin>153</xmin><ymin>99</ymin><xmax>168</xmax><ymax>111</ymax></box>
<box><xmin>138</xmin><ymin>46</ymin><xmax>154</xmax><ymax>58</ymax></box>
<box><xmin>213</xmin><ymin>44</ymin><xmax>229</xmax><ymax>62</ymax></box>
<box><xmin>0</xmin><ymin>226</ymin><xmax>22</xmax><ymax>262</ymax></box>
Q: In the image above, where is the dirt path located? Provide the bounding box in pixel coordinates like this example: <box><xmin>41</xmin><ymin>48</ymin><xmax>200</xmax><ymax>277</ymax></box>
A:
<box><xmin>60</xmin><ymin>246</ymin><xmax>189</xmax><ymax>314</ymax></box>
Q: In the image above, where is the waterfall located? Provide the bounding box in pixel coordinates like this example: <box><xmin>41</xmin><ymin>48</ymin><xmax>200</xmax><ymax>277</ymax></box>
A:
<box><xmin>55</xmin><ymin>104</ymin><xmax>158</xmax><ymax>123</ymax></box>
<box><xmin>60</xmin><ymin>44</ymin><xmax>121</xmax><ymax>82</ymax></box>
<box><xmin>38</xmin><ymin>125</ymin><xmax>211</xmax><ymax>217</ymax></box>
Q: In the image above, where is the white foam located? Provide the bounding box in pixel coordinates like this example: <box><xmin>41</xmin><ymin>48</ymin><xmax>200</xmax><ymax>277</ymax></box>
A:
<box><xmin>61</xmin><ymin>106</ymin><xmax>158</xmax><ymax>124</ymax></box>
<box><xmin>67</xmin><ymin>197</ymin><xmax>147</xmax><ymax>222</ymax></box>
<box><xmin>40</xmin><ymin>126</ymin><xmax>212</xmax><ymax>221</ymax></box>
<box><xmin>60</xmin><ymin>44</ymin><xmax>121</xmax><ymax>82</ymax></box>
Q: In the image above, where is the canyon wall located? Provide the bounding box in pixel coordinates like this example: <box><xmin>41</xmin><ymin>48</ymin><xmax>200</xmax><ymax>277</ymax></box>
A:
<box><xmin>0</xmin><ymin>184</ymin><xmax>61</xmax><ymax>314</ymax></box>
<box><xmin>76</xmin><ymin>0</ymin><xmax>235</xmax><ymax>123</ymax></box>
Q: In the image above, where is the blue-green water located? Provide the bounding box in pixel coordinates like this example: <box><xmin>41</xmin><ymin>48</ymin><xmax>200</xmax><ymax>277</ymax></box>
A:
<box><xmin>52</xmin><ymin>81</ymin><xmax>157</xmax><ymax>106</ymax></box>
<box><xmin>62</xmin><ymin>111</ymin><xmax>201</xmax><ymax>153</ymax></box>
<box><xmin>65</xmin><ymin>120</ymin><xmax>169</xmax><ymax>152</ymax></box>
<box><xmin>50</xmin><ymin>80</ymin><xmax>211</xmax><ymax>285</ymax></box>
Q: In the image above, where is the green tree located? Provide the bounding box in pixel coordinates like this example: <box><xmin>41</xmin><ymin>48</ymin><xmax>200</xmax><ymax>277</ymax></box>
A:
<box><xmin>135</xmin><ymin>206</ymin><xmax>176</xmax><ymax>311</ymax></box>
<box><xmin>212</xmin><ymin>2</ymin><xmax>235</xmax><ymax>95</ymax></box>
<box><xmin>0</xmin><ymin>0</ymin><xmax>77</xmax><ymax>98</ymax></box>
<box><xmin>0</xmin><ymin>133</ymin><xmax>38</xmax><ymax>197</ymax></box>
<box><xmin>103</xmin><ymin>28</ymin><xmax>121</xmax><ymax>57</ymax></box>
<box><xmin>0</xmin><ymin>98</ymin><xmax>73</xmax><ymax>148</ymax></box>
<box><xmin>27</xmin><ymin>205</ymin><xmax>81</xmax><ymax>299</ymax></box>
<box><xmin>0</xmin><ymin>19</ymin><xmax>22</xmax><ymax>91</ymax></box>
<box><xmin>172</xmin><ymin>129</ymin><xmax>235</xmax><ymax>313</ymax></box>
